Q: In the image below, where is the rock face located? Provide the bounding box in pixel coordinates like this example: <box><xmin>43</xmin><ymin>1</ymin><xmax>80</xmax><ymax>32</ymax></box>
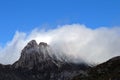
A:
<box><xmin>1</xmin><ymin>40</ymin><xmax>119</xmax><ymax>80</ymax></box>
<box><xmin>0</xmin><ymin>40</ymin><xmax>89</xmax><ymax>80</ymax></box>
<box><xmin>71</xmin><ymin>56</ymin><xmax>120</xmax><ymax>80</ymax></box>
<box><xmin>13</xmin><ymin>40</ymin><xmax>55</xmax><ymax>69</ymax></box>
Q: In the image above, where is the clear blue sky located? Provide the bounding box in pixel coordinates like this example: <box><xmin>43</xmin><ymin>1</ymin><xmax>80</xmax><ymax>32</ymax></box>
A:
<box><xmin>0</xmin><ymin>0</ymin><xmax>120</xmax><ymax>45</ymax></box>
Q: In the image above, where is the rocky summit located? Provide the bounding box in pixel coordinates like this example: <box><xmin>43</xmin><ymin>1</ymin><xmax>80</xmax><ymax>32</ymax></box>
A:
<box><xmin>0</xmin><ymin>40</ymin><xmax>119</xmax><ymax>80</ymax></box>
<box><xmin>0</xmin><ymin>40</ymin><xmax>89</xmax><ymax>80</ymax></box>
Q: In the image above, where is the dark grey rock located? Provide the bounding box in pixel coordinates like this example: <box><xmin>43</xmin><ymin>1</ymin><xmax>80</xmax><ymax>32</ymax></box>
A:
<box><xmin>0</xmin><ymin>40</ymin><xmax>89</xmax><ymax>80</ymax></box>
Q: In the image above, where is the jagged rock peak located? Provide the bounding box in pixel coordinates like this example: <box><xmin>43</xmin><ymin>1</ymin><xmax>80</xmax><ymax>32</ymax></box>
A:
<box><xmin>22</xmin><ymin>40</ymin><xmax>49</xmax><ymax>54</ymax></box>
<box><xmin>13</xmin><ymin>40</ymin><xmax>54</xmax><ymax>69</ymax></box>
<box><xmin>21</xmin><ymin>40</ymin><xmax>39</xmax><ymax>54</ymax></box>
<box><xmin>27</xmin><ymin>40</ymin><xmax>38</xmax><ymax>46</ymax></box>
<box><xmin>39</xmin><ymin>42</ymin><xmax>48</xmax><ymax>46</ymax></box>
<box><xmin>25</xmin><ymin>40</ymin><xmax>49</xmax><ymax>48</ymax></box>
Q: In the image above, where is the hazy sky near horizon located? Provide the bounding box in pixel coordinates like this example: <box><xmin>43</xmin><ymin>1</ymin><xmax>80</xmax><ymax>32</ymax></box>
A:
<box><xmin>0</xmin><ymin>0</ymin><xmax>120</xmax><ymax>45</ymax></box>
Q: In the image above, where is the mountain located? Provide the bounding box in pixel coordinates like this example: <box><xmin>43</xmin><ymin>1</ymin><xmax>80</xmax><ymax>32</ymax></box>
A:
<box><xmin>1</xmin><ymin>40</ymin><xmax>119</xmax><ymax>80</ymax></box>
<box><xmin>0</xmin><ymin>40</ymin><xmax>89</xmax><ymax>80</ymax></box>
<box><xmin>71</xmin><ymin>56</ymin><xmax>120</xmax><ymax>80</ymax></box>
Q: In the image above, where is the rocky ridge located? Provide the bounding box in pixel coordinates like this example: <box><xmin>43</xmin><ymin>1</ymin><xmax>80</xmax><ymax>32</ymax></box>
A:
<box><xmin>0</xmin><ymin>40</ymin><xmax>119</xmax><ymax>80</ymax></box>
<box><xmin>71</xmin><ymin>56</ymin><xmax>120</xmax><ymax>80</ymax></box>
<box><xmin>0</xmin><ymin>40</ymin><xmax>89</xmax><ymax>80</ymax></box>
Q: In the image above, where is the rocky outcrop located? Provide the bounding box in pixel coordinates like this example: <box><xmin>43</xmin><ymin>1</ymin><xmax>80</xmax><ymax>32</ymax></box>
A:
<box><xmin>13</xmin><ymin>40</ymin><xmax>55</xmax><ymax>69</ymax></box>
<box><xmin>0</xmin><ymin>40</ymin><xmax>119</xmax><ymax>80</ymax></box>
<box><xmin>0</xmin><ymin>40</ymin><xmax>89</xmax><ymax>80</ymax></box>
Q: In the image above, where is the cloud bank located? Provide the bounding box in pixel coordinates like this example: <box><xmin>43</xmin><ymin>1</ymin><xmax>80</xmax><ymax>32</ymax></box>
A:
<box><xmin>0</xmin><ymin>24</ymin><xmax>120</xmax><ymax>64</ymax></box>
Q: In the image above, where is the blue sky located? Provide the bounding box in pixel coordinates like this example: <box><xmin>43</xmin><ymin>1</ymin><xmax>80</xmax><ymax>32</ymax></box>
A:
<box><xmin>0</xmin><ymin>0</ymin><xmax>120</xmax><ymax>45</ymax></box>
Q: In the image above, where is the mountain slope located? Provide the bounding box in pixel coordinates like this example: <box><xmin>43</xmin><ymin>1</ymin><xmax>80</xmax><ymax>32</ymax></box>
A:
<box><xmin>0</xmin><ymin>40</ymin><xmax>89</xmax><ymax>80</ymax></box>
<box><xmin>71</xmin><ymin>56</ymin><xmax>120</xmax><ymax>80</ymax></box>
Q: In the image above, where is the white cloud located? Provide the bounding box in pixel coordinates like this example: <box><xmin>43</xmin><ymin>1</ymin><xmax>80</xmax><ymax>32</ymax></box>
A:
<box><xmin>0</xmin><ymin>24</ymin><xmax>120</xmax><ymax>64</ymax></box>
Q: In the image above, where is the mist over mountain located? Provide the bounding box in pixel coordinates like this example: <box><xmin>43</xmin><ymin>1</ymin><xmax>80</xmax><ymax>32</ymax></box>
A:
<box><xmin>0</xmin><ymin>40</ymin><xmax>90</xmax><ymax>80</ymax></box>
<box><xmin>0</xmin><ymin>0</ymin><xmax>120</xmax><ymax>79</ymax></box>
<box><xmin>0</xmin><ymin>24</ymin><xmax>120</xmax><ymax>64</ymax></box>
<box><xmin>0</xmin><ymin>40</ymin><xmax>119</xmax><ymax>80</ymax></box>
<box><xmin>0</xmin><ymin>24</ymin><xmax>120</xmax><ymax>80</ymax></box>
